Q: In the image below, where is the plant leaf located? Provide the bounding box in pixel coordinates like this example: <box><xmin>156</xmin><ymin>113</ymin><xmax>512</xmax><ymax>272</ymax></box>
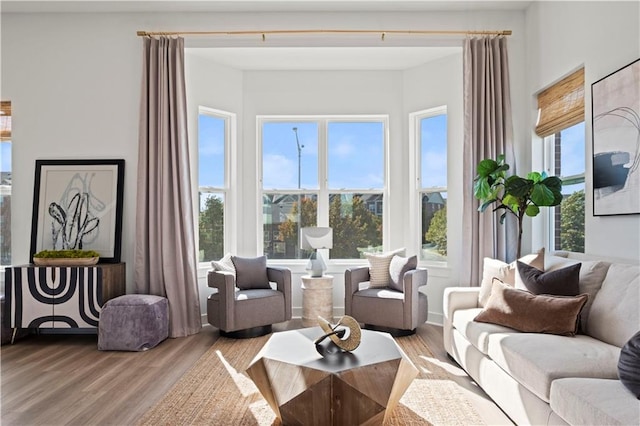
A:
<box><xmin>531</xmin><ymin>184</ymin><xmax>554</xmax><ymax>205</ymax></box>
<box><xmin>525</xmin><ymin>204</ymin><xmax>540</xmax><ymax>217</ymax></box>
<box><xmin>474</xmin><ymin>178</ymin><xmax>491</xmax><ymax>199</ymax></box>
<box><xmin>476</xmin><ymin>159</ymin><xmax>498</xmax><ymax>178</ymax></box>
<box><xmin>505</xmin><ymin>176</ymin><xmax>533</xmax><ymax>198</ymax></box>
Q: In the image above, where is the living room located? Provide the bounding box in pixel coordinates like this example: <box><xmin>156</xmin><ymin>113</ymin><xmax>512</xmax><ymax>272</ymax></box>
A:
<box><xmin>1</xmin><ymin>1</ymin><xmax>639</xmax><ymax>425</ymax></box>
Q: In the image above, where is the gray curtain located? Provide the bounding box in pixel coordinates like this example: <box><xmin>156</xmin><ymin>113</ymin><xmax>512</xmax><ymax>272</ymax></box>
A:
<box><xmin>135</xmin><ymin>36</ymin><xmax>202</xmax><ymax>337</ymax></box>
<box><xmin>461</xmin><ymin>36</ymin><xmax>517</xmax><ymax>287</ymax></box>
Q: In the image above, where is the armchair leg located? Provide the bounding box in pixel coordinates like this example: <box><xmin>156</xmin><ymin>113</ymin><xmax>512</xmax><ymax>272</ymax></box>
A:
<box><xmin>364</xmin><ymin>324</ymin><xmax>416</xmax><ymax>337</ymax></box>
<box><xmin>220</xmin><ymin>325</ymin><xmax>272</xmax><ymax>339</ymax></box>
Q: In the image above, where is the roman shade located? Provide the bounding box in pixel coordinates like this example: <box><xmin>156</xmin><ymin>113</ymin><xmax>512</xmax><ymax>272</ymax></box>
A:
<box><xmin>535</xmin><ymin>68</ymin><xmax>585</xmax><ymax>137</ymax></box>
<box><xmin>1</xmin><ymin>101</ymin><xmax>11</xmax><ymax>141</ymax></box>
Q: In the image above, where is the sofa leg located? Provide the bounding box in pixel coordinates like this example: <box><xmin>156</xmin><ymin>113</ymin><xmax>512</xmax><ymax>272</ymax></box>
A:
<box><xmin>220</xmin><ymin>325</ymin><xmax>272</xmax><ymax>339</ymax></box>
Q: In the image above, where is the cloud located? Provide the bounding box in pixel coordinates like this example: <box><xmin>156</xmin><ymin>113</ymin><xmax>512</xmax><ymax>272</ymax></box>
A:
<box><xmin>263</xmin><ymin>154</ymin><xmax>296</xmax><ymax>188</ymax></box>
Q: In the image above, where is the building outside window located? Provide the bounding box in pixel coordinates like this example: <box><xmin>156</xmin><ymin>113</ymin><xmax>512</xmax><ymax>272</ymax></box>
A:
<box><xmin>261</xmin><ymin>117</ymin><xmax>386</xmax><ymax>260</ymax></box>
<box><xmin>198</xmin><ymin>107</ymin><xmax>232</xmax><ymax>263</ymax></box>
<box><xmin>413</xmin><ymin>106</ymin><xmax>448</xmax><ymax>262</ymax></box>
<box><xmin>1</xmin><ymin>101</ymin><xmax>11</xmax><ymax>266</ymax></box>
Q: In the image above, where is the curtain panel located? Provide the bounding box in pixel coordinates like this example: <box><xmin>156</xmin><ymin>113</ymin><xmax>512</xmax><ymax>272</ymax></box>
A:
<box><xmin>461</xmin><ymin>36</ymin><xmax>517</xmax><ymax>287</ymax></box>
<box><xmin>135</xmin><ymin>36</ymin><xmax>201</xmax><ymax>337</ymax></box>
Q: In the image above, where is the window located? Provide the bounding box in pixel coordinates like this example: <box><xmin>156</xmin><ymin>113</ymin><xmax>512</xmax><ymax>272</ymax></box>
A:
<box><xmin>260</xmin><ymin>117</ymin><xmax>386</xmax><ymax>260</ymax></box>
<box><xmin>546</xmin><ymin>123</ymin><xmax>585</xmax><ymax>252</ymax></box>
<box><xmin>537</xmin><ymin>67</ymin><xmax>585</xmax><ymax>253</ymax></box>
<box><xmin>412</xmin><ymin>106</ymin><xmax>448</xmax><ymax>262</ymax></box>
<box><xmin>1</xmin><ymin>101</ymin><xmax>11</xmax><ymax>266</ymax></box>
<box><xmin>198</xmin><ymin>107</ymin><xmax>233</xmax><ymax>263</ymax></box>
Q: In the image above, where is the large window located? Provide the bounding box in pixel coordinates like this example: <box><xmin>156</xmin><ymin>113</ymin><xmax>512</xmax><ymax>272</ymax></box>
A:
<box><xmin>413</xmin><ymin>107</ymin><xmax>448</xmax><ymax>262</ymax></box>
<box><xmin>198</xmin><ymin>107</ymin><xmax>232</xmax><ymax>263</ymax></box>
<box><xmin>537</xmin><ymin>68</ymin><xmax>585</xmax><ymax>253</ymax></box>
<box><xmin>546</xmin><ymin>122</ymin><xmax>585</xmax><ymax>252</ymax></box>
<box><xmin>1</xmin><ymin>101</ymin><xmax>11</xmax><ymax>266</ymax></box>
<box><xmin>261</xmin><ymin>117</ymin><xmax>386</xmax><ymax>260</ymax></box>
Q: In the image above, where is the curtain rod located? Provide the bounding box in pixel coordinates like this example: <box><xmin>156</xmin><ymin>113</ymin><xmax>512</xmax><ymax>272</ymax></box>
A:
<box><xmin>136</xmin><ymin>29</ymin><xmax>512</xmax><ymax>39</ymax></box>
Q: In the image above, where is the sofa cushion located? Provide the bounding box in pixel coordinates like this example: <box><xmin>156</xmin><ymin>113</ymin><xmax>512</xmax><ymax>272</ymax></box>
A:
<box><xmin>618</xmin><ymin>331</ymin><xmax>640</xmax><ymax>398</ymax></box>
<box><xmin>478</xmin><ymin>248</ymin><xmax>545</xmax><ymax>307</ymax></box>
<box><xmin>588</xmin><ymin>263</ymin><xmax>639</xmax><ymax>347</ymax></box>
<box><xmin>231</xmin><ymin>255</ymin><xmax>270</xmax><ymax>290</ymax></box>
<box><xmin>551</xmin><ymin>378</ymin><xmax>640</xmax><ymax>426</ymax></box>
<box><xmin>487</xmin><ymin>333</ymin><xmax>621</xmax><ymax>402</ymax></box>
<box><xmin>452</xmin><ymin>307</ymin><xmax>518</xmax><ymax>355</ymax></box>
<box><xmin>388</xmin><ymin>254</ymin><xmax>417</xmax><ymax>292</ymax></box>
<box><xmin>365</xmin><ymin>248</ymin><xmax>405</xmax><ymax>288</ymax></box>
<box><xmin>475</xmin><ymin>279</ymin><xmax>588</xmax><ymax>336</ymax></box>
<box><xmin>517</xmin><ymin>261</ymin><xmax>581</xmax><ymax>296</ymax></box>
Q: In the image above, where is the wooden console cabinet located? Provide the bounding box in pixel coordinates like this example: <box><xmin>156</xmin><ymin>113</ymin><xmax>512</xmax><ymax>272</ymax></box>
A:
<box><xmin>4</xmin><ymin>263</ymin><xmax>126</xmax><ymax>332</ymax></box>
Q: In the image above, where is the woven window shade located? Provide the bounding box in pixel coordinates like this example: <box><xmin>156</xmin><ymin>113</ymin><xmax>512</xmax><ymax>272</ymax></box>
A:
<box><xmin>1</xmin><ymin>101</ymin><xmax>11</xmax><ymax>141</ymax></box>
<box><xmin>535</xmin><ymin>68</ymin><xmax>584</xmax><ymax>137</ymax></box>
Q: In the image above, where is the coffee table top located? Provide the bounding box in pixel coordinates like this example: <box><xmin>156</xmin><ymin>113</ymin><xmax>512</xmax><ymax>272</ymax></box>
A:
<box><xmin>250</xmin><ymin>327</ymin><xmax>407</xmax><ymax>374</ymax></box>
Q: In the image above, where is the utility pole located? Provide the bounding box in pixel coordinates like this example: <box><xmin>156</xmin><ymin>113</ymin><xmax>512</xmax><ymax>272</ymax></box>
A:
<box><xmin>293</xmin><ymin>127</ymin><xmax>303</xmax><ymax>189</ymax></box>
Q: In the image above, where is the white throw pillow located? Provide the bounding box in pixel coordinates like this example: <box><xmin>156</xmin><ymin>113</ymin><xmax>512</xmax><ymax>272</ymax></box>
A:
<box><xmin>365</xmin><ymin>248</ymin><xmax>406</xmax><ymax>288</ymax></box>
<box><xmin>478</xmin><ymin>248</ymin><xmax>545</xmax><ymax>307</ymax></box>
<box><xmin>211</xmin><ymin>253</ymin><xmax>236</xmax><ymax>277</ymax></box>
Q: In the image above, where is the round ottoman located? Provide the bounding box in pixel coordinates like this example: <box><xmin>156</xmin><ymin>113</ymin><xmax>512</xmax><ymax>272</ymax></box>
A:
<box><xmin>98</xmin><ymin>294</ymin><xmax>169</xmax><ymax>351</ymax></box>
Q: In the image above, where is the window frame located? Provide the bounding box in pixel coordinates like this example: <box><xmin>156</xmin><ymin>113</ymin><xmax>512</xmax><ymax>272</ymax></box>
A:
<box><xmin>257</xmin><ymin>115</ymin><xmax>389</xmax><ymax>261</ymax></box>
<box><xmin>409</xmin><ymin>105</ymin><xmax>448</xmax><ymax>267</ymax></box>
<box><xmin>197</xmin><ymin>106</ymin><xmax>236</xmax><ymax>266</ymax></box>
<box><xmin>542</xmin><ymin>124</ymin><xmax>586</xmax><ymax>253</ymax></box>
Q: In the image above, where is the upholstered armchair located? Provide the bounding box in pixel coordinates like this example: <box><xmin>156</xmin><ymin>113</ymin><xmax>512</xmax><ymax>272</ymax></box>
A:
<box><xmin>345</xmin><ymin>259</ymin><xmax>428</xmax><ymax>336</ymax></box>
<box><xmin>207</xmin><ymin>255</ymin><xmax>292</xmax><ymax>338</ymax></box>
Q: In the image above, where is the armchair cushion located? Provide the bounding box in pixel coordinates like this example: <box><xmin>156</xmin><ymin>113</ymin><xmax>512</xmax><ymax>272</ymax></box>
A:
<box><xmin>388</xmin><ymin>255</ymin><xmax>418</xmax><ymax>292</ymax></box>
<box><xmin>365</xmin><ymin>248</ymin><xmax>405</xmax><ymax>288</ymax></box>
<box><xmin>231</xmin><ymin>255</ymin><xmax>270</xmax><ymax>290</ymax></box>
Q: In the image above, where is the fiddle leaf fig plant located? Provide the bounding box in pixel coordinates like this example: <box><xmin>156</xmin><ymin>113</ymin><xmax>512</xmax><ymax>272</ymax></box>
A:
<box><xmin>474</xmin><ymin>154</ymin><xmax>563</xmax><ymax>259</ymax></box>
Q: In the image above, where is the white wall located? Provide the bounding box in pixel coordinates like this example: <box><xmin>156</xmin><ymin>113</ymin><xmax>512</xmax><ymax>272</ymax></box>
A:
<box><xmin>2</xmin><ymin>8</ymin><xmax>532</xmax><ymax>325</ymax></box>
<box><xmin>525</xmin><ymin>1</ymin><xmax>640</xmax><ymax>260</ymax></box>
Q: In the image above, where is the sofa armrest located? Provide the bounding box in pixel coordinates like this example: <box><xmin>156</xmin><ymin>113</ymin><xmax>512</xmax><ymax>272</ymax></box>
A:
<box><xmin>443</xmin><ymin>287</ymin><xmax>480</xmax><ymax>323</ymax></box>
<box><xmin>267</xmin><ymin>267</ymin><xmax>292</xmax><ymax>320</ymax></box>
<box><xmin>208</xmin><ymin>270</ymin><xmax>237</xmax><ymax>330</ymax></box>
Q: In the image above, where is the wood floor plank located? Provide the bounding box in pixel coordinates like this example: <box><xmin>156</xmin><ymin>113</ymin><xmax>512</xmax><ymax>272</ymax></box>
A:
<box><xmin>1</xmin><ymin>322</ymin><xmax>512</xmax><ymax>425</ymax></box>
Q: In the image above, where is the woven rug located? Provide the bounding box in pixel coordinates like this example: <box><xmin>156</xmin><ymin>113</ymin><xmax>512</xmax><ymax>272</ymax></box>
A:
<box><xmin>137</xmin><ymin>332</ymin><xmax>484</xmax><ymax>425</ymax></box>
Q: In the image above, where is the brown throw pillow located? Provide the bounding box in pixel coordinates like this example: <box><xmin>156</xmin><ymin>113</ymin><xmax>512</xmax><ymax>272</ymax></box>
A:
<box><xmin>517</xmin><ymin>261</ymin><xmax>581</xmax><ymax>296</ymax></box>
<box><xmin>231</xmin><ymin>255</ymin><xmax>270</xmax><ymax>290</ymax></box>
<box><xmin>474</xmin><ymin>279</ymin><xmax>588</xmax><ymax>336</ymax></box>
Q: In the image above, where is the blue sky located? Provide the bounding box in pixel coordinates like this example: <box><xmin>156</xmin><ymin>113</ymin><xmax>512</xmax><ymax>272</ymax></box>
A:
<box><xmin>421</xmin><ymin>114</ymin><xmax>447</xmax><ymax>189</ymax></box>
<box><xmin>1</xmin><ymin>142</ymin><xmax>11</xmax><ymax>172</ymax></box>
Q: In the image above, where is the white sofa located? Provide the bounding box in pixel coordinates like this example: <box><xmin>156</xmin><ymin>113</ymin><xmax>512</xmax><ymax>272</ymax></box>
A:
<box><xmin>444</xmin><ymin>251</ymin><xmax>640</xmax><ymax>425</ymax></box>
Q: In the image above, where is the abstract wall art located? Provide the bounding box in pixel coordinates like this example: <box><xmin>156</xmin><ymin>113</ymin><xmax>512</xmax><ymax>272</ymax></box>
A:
<box><xmin>591</xmin><ymin>58</ymin><xmax>640</xmax><ymax>216</ymax></box>
<box><xmin>30</xmin><ymin>159</ymin><xmax>125</xmax><ymax>262</ymax></box>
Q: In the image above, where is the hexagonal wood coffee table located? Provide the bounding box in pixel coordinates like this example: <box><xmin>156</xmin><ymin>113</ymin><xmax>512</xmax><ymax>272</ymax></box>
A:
<box><xmin>246</xmin><ymin>327</ymin><xmax>418</xmax><ymax>425</ymax></box>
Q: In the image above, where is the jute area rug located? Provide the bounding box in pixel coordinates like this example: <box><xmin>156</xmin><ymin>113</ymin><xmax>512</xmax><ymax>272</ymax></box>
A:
<box><xmin>138</xmin><ymin>333</ymin><xmax>484</xmax><ymax>425</ymax></box>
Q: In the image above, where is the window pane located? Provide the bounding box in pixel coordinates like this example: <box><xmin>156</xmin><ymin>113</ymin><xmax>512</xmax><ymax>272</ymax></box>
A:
<box><xmin>263</xmin><ymin>193</ymin><xmax>317</xmax><ymax>259</ymax></box>
<box><xmin>420</xmin><ymin>112</ymin><xmax>447</xmax><ymax>261</ymax></box>
<box><xmin>263</xmin><ymin>122</ymin><xmax>318</xmax><ymax>190</ymax></box>
<box><xmin>199</xmin><ymin>193</ymin><xmax>224</xmax><ymax>262</ymax></box>
<box><xmin>199</xmin><ymin>114</ymin><xmax>225</xmax><ymax>188</ymax></box>
<box><xmin>1</xmin><ymin>141</ymin><xmax>11</xmax><ymax>265</ymax></box>
<box><xmin>329</xmin><ymin>193</ymin><xmax>382</xmax><ymax>259</ymax></box>
<box><xmin>328</xmin><ymin>122</ymin><xmax>384</xmax><ymax>189</ymax></box>
<box><xmin>421</xmin><ymin>114</ymin><xmax>447</xmax><ymax>188</ymax></box>
<box><xmin>422</xmin><ymin>191</ymin><xmax>447</xmax><ymax>261</ymax></box>
<box><xmin>552</xmin><ymin>122</ymin><xmax>585</xmax><ymax>253</ymax></box>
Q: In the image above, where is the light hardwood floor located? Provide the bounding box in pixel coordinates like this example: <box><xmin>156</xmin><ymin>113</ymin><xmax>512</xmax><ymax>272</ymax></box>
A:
<box><xmin>1</xmin><ymin>321</ymin><xmax>513</xmax><ymax>425</ymax></box>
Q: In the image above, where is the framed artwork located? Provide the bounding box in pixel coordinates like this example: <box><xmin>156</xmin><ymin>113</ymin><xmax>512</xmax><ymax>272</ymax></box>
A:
<box><xmin>30</xmin><ymin>159</ymin><xmax>125</xmax><ymax>263</ymax></box>
<box><xmin>591</xmin><ymin>58</ymin><xmax>640</xmax><ymax>216</ymax></box>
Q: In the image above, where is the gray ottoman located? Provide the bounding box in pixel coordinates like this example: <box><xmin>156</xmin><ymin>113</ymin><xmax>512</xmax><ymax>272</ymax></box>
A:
<box><xmin>98</xmin><ymin>294</ymin><xmax>169</xmax><ymax>351</ymax></box>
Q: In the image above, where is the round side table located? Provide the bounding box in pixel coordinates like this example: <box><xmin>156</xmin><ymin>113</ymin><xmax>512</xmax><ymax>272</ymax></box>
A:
<box><xmin>301</xmin><ymin>275</ymin><xmax>334</xmax><ymax>327</ymax></box>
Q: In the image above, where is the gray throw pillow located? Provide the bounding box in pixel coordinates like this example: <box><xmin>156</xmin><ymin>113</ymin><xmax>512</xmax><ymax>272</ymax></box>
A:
<box><xmin>517</xmin><ymin>261</ymin><xmax>581</xmax><ymax>296</ymax></box>
<box><xmin>388</xmin><ymin>255</ymin><xmax>417</xmax><ymax>292</ymax></box>
<box><xmin>231</xmin><ymin>256</ymin><xmax>270</xmax><ymax>290</ymax></box>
